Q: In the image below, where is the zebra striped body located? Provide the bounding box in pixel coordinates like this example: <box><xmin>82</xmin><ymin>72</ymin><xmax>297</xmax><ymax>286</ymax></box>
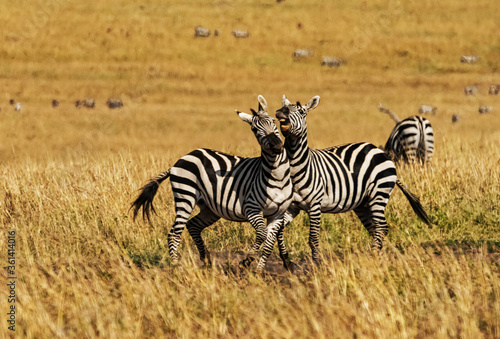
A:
<box><xmin>168</xmin><ymin>148</ymin><xmax>291</xmax><ymax>222</ymax></box>
<box><xmin>385</xmin><ymin>115</ymin><xmax>434</xmax><ymax>164</ymax></box>
<box><xmin>276</xmin><ymin>95</ymin><xmax>431</xmax><ymax>263</ymax></box>
<box><xmin>289</xmin><ymin>142</ymin><xmax>396</xmax><ymax>214</ymax></box>
<box><xmin>131</xmin><ymin>96</ymin><xmax>293</xmax><ymax>269</ymax></box>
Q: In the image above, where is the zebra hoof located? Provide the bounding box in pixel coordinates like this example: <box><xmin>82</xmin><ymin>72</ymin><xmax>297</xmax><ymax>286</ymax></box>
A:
<box><xmin>283</xmin><ymin>260</ymin><xmax>297</xmax><ymax>273</ymax></box>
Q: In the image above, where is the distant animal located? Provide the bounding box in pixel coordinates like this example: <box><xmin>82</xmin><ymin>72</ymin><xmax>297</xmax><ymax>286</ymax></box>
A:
<box><xmin>52</xmin><ymin>99</ymin><xmax>59</xmax><ymax>108</ymax></box>
<box><xmin>419</xmin><ymin>104</ymin><xmax>437</xmax><ymax>115</ymax></box>
<box><xmin>273</xmin><ymin>95</ymin><xmax>431</xmax><ymax>265</ymax></box>
<box><xmin>460</xmin><ymin>55</ymin><xmax>480</xmax><ymax>64</ymax></box>
<box><xmin>464</xmin><ymin>86</ymin><xmax>478</xmax><ymax>95</ymax></box>
<box><xmin>479</xmin><ymin>106</ymin><xmax>492</xmax><ymax>114</ymax></box>
<box><xmin>452</xmin><ymin>114</ymin><xmax>460</xmax><ymax>123</ymax></box>
<box><xmin>131</xmin><ymin>96</ymin><xmax>293</xmax><ymax>271</ymax></box>
<box><xmin>378</xmin><ymin>103</ymin><xmax>435</xmax><ymax>164</ymax></box>
<box><xmin>14</xmin><ymin>103</ymin><xmax>22</xmax><ymax>112</ymax></box>
<box><xmin>194</xmin><ymin>26</ymin><xmax>210</xmax><ymax>37</ymax></box>
<box><xmin>232</xmin><ymin>30</ymin><xmax>250</xmax><ymax>38</ymax></box>
<box><xmin>293</xmin><ymin>49</ymin><xmax>313</xmax><ymax>59</ymax></box>
<box><xmin>321</xmin><ymin>56</ymin><xmax>344</xmax><ymax>67</ymax></box>
<box><xmin>106</xmin><ymin>98</ymin><xmax>123</xmax><ymax>109</ymax></box>
<box><xmin>9</xmin><ymin>99</ymin><xmax>15</xmax><ymax>105</ymax></box>
<box><xmin>214</xmin><ymin>29</ymin><xmax>220</xmax><ymax>37</ymax></box>
<box><xmin>75</xmin><ymin>99</ymin><xmax>95</xmax><ymax>109</ymax></box>
<box><xmin>489</xmin><ymin>84</ymin><xmax>499</xmax><ymax>95</ymax></box>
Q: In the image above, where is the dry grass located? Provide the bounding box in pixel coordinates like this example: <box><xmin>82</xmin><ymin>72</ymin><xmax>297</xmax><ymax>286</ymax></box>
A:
<box><xmin>1</xmin><ymin>0</ymin><xmax>500</xmax><ymax>338</ymax></box>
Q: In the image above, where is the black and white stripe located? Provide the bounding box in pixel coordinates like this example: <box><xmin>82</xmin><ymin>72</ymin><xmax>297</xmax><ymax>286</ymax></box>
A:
<box><xmin>275</xmin><ymin>95</ymin><xmax>431</xmax><ymax>264</ymax></box>
<box><xmin>131</xmin><ymin>96</ymin><xmax>293</xmax><ymax>269</ymax></box>
<box><xmin>384</xmin><ymin>115</ymin><xmax>435</xmax><ymax>164</ymax></box>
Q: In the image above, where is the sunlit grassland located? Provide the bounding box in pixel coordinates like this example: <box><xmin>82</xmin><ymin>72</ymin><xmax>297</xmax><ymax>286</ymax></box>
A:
<box><xmin>1</xmin><ymin>0</ymin><xmax>500</xmax><ymax>338</ymax></box>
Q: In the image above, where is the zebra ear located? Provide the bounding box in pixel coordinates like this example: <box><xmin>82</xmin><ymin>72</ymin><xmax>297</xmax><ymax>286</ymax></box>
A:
<box><xmin>282</xmin><ymin>95</ymin><xmax>291</xmax><ymax>107</ymax></box>
<box><xmin>236</xmin><ymin>110</ymin><xmax>254</xmax><ymax>124</ymax></box>
<box><xmin>258</xmin><ymin>95</ymin><xmax>268</xmax><ymax>112</ymax></box>
<box><xmin>306</xmin><ymin>95</ymin><xmax>320</xmax><ymax>111</ymax></box>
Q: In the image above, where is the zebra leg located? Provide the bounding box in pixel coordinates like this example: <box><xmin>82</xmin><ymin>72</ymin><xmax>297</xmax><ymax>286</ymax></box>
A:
<box><xmin>186</xmin><ymin>208</ymin><xmax>220</xmax><ymax>267</ymax></box>
<box><xmin>167</xmin><ymin>198</ymin><xmax>197</xmax><ymax>265</ymax></box>
<box><xmin>354</xmin><ymin>202</ymin><xmax>389</xmax><ymax>251</ymax></box>
<box><xmin>276</xmin><ymin>224</ymin><xmax>290</xmax><ymax>270</ymax></box>
<box><xmin>167</xmin><ymin>218</ymin><xmax>188</xmax><ymax>265</ymax></box>
<box><xmin>307</xmin><ymin>205</ymin><xmax>323</xmax><ymax>265</ymax></box>
<box><xmin>256</xmin><ymin>216</ymin><xmax>283</xmax><ymax>270</ymax></box>
<box><xmin>277</xmin><ymin>207</ymin><xmax>300</xmax><ymax>271</ymax></box>
<box><xmin>240</xmin><ymin>210</ymin><xmax>266</xmax><ymax>268</ymax></box>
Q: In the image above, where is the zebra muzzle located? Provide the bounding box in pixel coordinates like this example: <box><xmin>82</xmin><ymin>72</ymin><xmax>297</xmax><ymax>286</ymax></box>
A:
<box><xmin>266</xmin><ymin>134</ymin><xmax>284</xmax><ymax>154</ymax></box>
<box><xmin>277</xmin><ymin>118</ymin><xmax>290</xmax><ymax>132</ymax></box>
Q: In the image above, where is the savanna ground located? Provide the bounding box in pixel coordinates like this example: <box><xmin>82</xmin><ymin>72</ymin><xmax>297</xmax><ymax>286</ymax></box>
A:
<box><xmin>1</xmin><ymin>0</ymin><xmax>500</xmax><ymax>338</ymax></box>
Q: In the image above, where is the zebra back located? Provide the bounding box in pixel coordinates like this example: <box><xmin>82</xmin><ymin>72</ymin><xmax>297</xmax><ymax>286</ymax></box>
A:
<box><xmin>385</xmin><ymin>115</ymin><xmax>434</xmax><ymax>164</ymax></box>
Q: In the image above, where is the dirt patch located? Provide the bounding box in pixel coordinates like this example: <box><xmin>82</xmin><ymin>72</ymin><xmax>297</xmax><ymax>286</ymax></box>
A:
<box><xmin>196</xmin><ymin>251</ymin><xmax>314</xmax><ymax>280</ymax></box>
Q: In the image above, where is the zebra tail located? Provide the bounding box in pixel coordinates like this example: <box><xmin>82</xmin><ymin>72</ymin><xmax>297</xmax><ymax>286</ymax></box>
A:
<box><xmin>130</xmin><ymin>170</ymin><xmax>171</xmax><ymax>222</ymax></box>
<box><xmin>396</xmin><ymin>179</ymin><xmax>432</xmax><ymax>226</ymax></box>
<box><xmin>417</xmin><ymin>120</ymin><xmax>427</xmax><ymax>163</ymax></box>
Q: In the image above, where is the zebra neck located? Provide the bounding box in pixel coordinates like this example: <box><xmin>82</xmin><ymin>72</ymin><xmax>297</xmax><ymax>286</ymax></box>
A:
<box><xmin>260</xmin><ymin>150</ymin><xmax>289</xmax><ymax>179</ymax></box>
<box><xmin>284</xmin><ymin>133</ymin><xmax>311</xmax><ymax>165</ymax></box>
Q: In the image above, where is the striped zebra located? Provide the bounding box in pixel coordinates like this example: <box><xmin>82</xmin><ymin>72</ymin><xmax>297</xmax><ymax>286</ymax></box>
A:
<box><xmin>379</xmin><ymin>104</ymin><xmax>435</xmax><ymax>164</ymax></box>
<box><xmin>131</xmin><ymin>96</ymin><xmax>293</xmax><ymax>270</ymax></box>
<box><xmin>274</xmin><ymin>95</ymin><xmax>431</xmax><ymax>264</ymax></box>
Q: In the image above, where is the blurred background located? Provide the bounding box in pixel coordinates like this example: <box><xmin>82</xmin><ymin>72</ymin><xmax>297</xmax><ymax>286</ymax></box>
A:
<box><xmin>0</xmin><ymin>0</ymin><xmax>498</xmax><ymax>163</ymax></box>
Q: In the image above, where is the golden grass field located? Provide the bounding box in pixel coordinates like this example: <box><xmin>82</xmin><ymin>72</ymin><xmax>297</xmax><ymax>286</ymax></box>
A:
<box><xmin>1</xmin><ymin>0</ymin><xmax>500</xmax><ymax>337</ymax></box>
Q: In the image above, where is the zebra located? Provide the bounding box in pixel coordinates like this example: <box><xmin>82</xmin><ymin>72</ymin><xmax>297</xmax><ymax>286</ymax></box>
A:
<box><xmin>293</xmin><ymin>49</ymin><xmax>313</xmax><ymax>59</ymax></box>
<box><xmin>274</xmin><ymin>95</ymin><xmax>431</xmax><ymax>264</ymax></box>
<box><xmin>464</xmin><ymin>85</ymin><xmax>478</xmax><ymax>95</ymax></box>
<box><xmin>232</xmin><ymin>30</ymin><xmax>250</xmax><ymax>38</ymax></box>
<box><xmin>14</xmin><ymin>102</ymin><xmax>22</xmax><ymax>112</ymax></box>
<box><xmin>194</xmin><ymin>26</ymin><xmax>210</xmax><ymax>37</ymax></box>
<box><xmin>418</xmin><ymin>104</ymin><xmax>437</xmax><ymax>115</ymax></box>
<box><xmin>479</xmin><ymin>106</ymin><xmax>492</xmax><ymax>114</ymax></box>
<box><xmin>106</xmin><ymin>98</ymin><xmax>123</xmax><ymax>109</ymax></box>
<box><xmin>460</xmin><ymin>55</ymin><xmax>480</xmax><ymax>64</ymax></box>
<box><xmin>131</xmin><ymin>96</ymin><xmax>294</xmax><ymax>270</ymax></box>
<box><xmin>321</xmin><ymin>56</ymin><xmax>344</xmax><ymax>68</ymax></box>
<box><xmin>75</xmin><ymin>99</ymin><xmax>95</xmax><ymax>109</ymax></box>
<box><xmin>378</xmin><ymin>104</ymin><xmax>435</xmax><ymax>164</ymax></box>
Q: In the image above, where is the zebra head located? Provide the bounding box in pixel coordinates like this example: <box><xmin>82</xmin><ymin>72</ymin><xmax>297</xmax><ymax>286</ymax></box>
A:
<box><xmin>236</xmin><ymin>95</ymin><xmax>284</xmax><ymax>155</ymax></box>
<box><xmin>275</xmin><ymin>95</ymin><xmax>320</xmax><ymax>138</ymax></box>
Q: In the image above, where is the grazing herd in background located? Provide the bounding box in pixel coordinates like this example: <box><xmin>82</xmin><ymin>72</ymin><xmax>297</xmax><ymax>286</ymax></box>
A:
<box><xmin>0</xmin><ymin>98</ymin><xmax>124</xmax><ymax>112</ymax></box>
<box><xmin>132</xmin><ymin>94</ymin><xmax>432</xmax><ymax>271</ymax></box>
